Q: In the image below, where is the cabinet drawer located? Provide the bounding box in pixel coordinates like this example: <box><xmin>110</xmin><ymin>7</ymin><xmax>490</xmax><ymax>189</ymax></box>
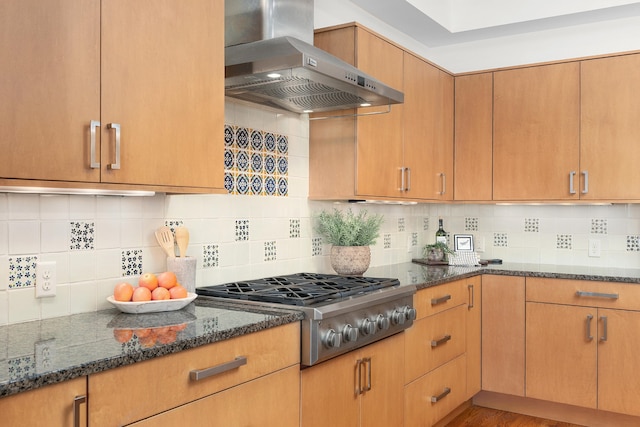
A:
<box><xmin>89</xmin><ymin>323</ymin><xmax>299</xmax><ymax>427</ymax></box>
<box><xmin>405</xmin><ymin>304</ymin><xmax>466</xmax><ymax>383</ymax></box>
<box><xmin>405</xmin><ymin>354</ymin><xmax>466</xmax><ymax>427</ymax></box>
<box><xmin>414</xmin><ymin>279</ymin><xmax>467</xmax><ymax>319</ymax></box>
<box><xmin>527</xmin><ymin>278</ymin><xmax>640</xmax><ymax>310</ymax></box>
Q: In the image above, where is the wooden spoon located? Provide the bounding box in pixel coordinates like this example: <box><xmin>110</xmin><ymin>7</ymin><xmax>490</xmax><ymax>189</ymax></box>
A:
<box><xmin>175</xmin><ymin>226</ymin><xmax>190</xmax><ymax>257</ymax></box>
<box><xmin>155</xmin><ymin>226</ymin><xmax>175</xmax><ymax>257</ymax></box>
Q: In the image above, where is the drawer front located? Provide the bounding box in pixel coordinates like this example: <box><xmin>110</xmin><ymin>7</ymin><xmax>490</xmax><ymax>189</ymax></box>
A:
<box><xmin>405</xmin><ymin>304</ymin><xmax>466</xmax><ymax>383</ymax></box>
<box><xmin>526</xmin><ymin>278</ymin><xmax>640</xmax><ymax>310</ymax></box>
<box><xmin>89</xmin><ymin>322</ymin><xmax>300</xmax><ymax>427</ymax></box>
<box><xmin>414</xmin><ymin>279</ymin><xmax>467</xmax><ymax>319</ymax></box>
<box><xmin>404</xmin><ymin>354</ymin><xmax>467</xmax><ymax>427</ymax></box>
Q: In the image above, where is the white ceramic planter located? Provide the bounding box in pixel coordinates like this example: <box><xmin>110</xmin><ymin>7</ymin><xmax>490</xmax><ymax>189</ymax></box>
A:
<box><xmin>330</xmin><ymin>245</ymin><xmax>371</xmax><ymax>276</ymax></box>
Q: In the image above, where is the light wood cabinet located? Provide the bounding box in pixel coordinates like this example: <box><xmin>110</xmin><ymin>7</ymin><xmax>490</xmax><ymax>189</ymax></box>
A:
<box><xmin>454</xmin><ymin>73</ymin><xmax>493</xmax><ymax>201</ymax></box>
<box><xmin>89</xmin><ymin>323</ymin><xmax>300</xmax><ymax>427</ymax></box>
<box><xmin>0</xmin><ymin>377</ymin><xmax>87</xmax><ymax>427</ymax></box>
<box><xmin>0</xmin><ymin>0</ymin><xmax>224</xmax><ymax>192</ymax></box>
<box><xmin>481</xmin><ymin>275</ymin><xmax>525</xmax><ymax>396</ymax></box>
<box><xmin>300</xmin><ymin>332</ymin><xmax>405</xmax><ymax>427</ymax></box>
<box><xmin>525</xmin><ymin>278</ymin><xmax>640</xmax><ymax>417</ymax></box>
<box><xmin>465</xmin><ymin>276</ymin><xmax>482</xmax><ymax>399</ymax></box>
<box><xmin>580</xmin><ymin>53</ymin><xmax>640</xmax><ymax>200</ymax></box>
<box><xmin>493</xmin><ymin>62</ymin><xmax>580</xmax><ymax>201</ymax></box>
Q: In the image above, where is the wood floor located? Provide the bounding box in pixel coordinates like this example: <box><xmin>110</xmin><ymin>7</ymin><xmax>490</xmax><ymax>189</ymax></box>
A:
<box><xmin>445</xmin><ymin>406</ymin><xmax>586</xmax><ymax>427</ymax></box>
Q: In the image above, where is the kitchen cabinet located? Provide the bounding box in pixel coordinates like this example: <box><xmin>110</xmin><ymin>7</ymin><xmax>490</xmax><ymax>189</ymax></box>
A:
<box><xmin>526</xmin><ymin>278</ymin><xmax>640</xmax><ymax>417</ymax></box>
<box><xmin>89</xmin><ymin>323</ymin><xmax>300</xmax><ymax>426</ymax></box>
<box><xmin>300</xmin><ymin>332</ymin><xmax>405</xmax><ymax>427</ymax></box>
<box><xmin>481</xmin><ymin>275</ymin><xmax>525</xmax><ymax>396</ymax></box>
<box><xmin>454</xmin><ymin>73</ymin><xmax>493</xmax><ymax>201</ymax></box>
<box><xmin>465</xmin><ymin>276</ymin><xmax>482</xmax><ymax>399</ymax></box>
<box><xmin>0</xmin><ymin>0</ymin><xmax>223</xmax><ymax>192</ymax></box>
<box><xmin>493</xmin><ymin>62</ymin><xmax>580</xmax><ymax>201</ymax></box>
<box><xmin>580</xmin><ymin>53</ymin><xmax>640</xmax><ymax>200</ymax></box>
<box><xmin>0</xmin><ymin>376</ymin><xmax>87</xmax><ymax>427</ymax></box>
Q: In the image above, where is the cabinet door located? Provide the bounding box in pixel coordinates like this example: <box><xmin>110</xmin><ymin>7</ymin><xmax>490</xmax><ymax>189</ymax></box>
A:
<box><xmin>481</xmin><ymin>275</ymin><xmax>525</xmax><ymax>396</ymax></box>
<box><xmin>0</xmin><ymin>0</ymin><xmax>100</xmax><ymax>183</ymax></box>
<box><xmin>598</xmin><ymin>309</ymin><xmax>640</xmax><ymax>416</ymax></box>
<box><xmin>403</xmin><ymin>53</ymin><xmax>454</xmax><ymax>200</ymax></box>
<box><xmin>454</xmin><ymin>73</ymin><xmax>493</xmax><ymax>201</ymax></box>
<box><xmin>493</xmin><ymin>62</ymin><xmax>580</xmax><ymax>201</ymax></box>
<box><xmin>581</xmin><ymin>54</ymin><xmax>640</xmax><ymax>200</ymax></box>
<box><xmin>100</xmin><ymin>0</ymin><xmax>223</xmax><ymax>189</ymax></box>
<box><xmin>526</xmin><ymin>302</ymin><xmax>597</xmax><ymax>408</ymax></box>
<box><xmin>465</xmin><ymin>276</ymin><xmax>482</xmax><ymax>399</ymax></box>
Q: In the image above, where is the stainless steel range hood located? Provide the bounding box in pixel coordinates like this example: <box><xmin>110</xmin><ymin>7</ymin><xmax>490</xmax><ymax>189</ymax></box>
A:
<box><xmin>225</xmin><ymin>0</ymin><xmax>404</xmax><ymax>114</ymax></box>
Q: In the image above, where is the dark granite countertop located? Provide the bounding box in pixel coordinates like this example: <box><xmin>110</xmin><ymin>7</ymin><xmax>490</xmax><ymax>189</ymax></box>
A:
<box><xmin>3</xmin><ymin>261</ymin><xmax>639</xmax><ymax>399</ymax></box>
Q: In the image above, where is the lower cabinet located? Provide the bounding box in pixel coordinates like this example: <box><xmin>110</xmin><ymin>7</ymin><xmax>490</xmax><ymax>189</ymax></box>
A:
<box><xmin>300</xmin><ymin>332</ymin><xmax>405</xmax><ymax>427</ymax></box>
<box><xmin>465</xmin><ymin>276</ymin><xmax>482</xmax><ymax>399</ymax></box>
<box><xmin>0</xmin><ymin>376</ymin><xmax>87</xmax><ymax>427</ymax></box>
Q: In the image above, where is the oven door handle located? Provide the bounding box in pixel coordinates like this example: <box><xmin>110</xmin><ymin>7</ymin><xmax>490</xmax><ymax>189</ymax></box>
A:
<box><xmin>190</xmin><ymin>356</ymin><xmax>247</xmax><ymax>381</ymax></box>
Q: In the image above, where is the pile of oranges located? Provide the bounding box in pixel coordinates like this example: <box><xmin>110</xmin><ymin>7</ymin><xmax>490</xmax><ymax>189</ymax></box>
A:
<box><xmin>113</xmin><ymin>271</ymin><xmax>188</xmax><ymax>302</ymax></box>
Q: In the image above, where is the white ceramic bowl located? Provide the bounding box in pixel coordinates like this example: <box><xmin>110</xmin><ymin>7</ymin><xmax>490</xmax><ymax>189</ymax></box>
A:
<box><xmin>107</xmin><ymin>292</ymin><xmax>197</xmax><ymax>314</ymax></box>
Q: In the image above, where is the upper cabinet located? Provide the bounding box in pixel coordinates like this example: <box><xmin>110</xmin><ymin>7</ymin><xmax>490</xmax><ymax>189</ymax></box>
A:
<box><xmin>581</xmin><ymin>53</ymin><xmax>640</xmax><ymax>201</ymax></box>
<box><xmin>310</xmin><ymin>23</ymin><xmax>454</xmax><ymax>201</ymax></box>
<box><xmin>0</xmin><ymin>0</ymin><xmax>224</xmax><ymax>192</ymax></box>
<box><xmin>493</xmin><ymin>62</ymin><xmax>581</xmax><ymax>201</ymax></box>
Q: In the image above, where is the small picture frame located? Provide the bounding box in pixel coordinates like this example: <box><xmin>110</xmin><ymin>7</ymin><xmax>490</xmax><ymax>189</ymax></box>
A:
<box><xmin>454</xmin><ymin>234</ymin><xmax>474</xmax><ymax>252</ymax></box>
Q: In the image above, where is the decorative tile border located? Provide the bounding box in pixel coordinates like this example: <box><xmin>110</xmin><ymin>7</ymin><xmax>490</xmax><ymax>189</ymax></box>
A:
<box><xmin>121</xmin><ymin>249</ymin><xmax>143</xmax><ymax>276</ymax></box>
<box><xmin>8</xmin><ymin>256</ymin><xmax>37</xmax><ymax>289</ymax></box>
<box><xmin>70</xmin><ymin>221</ymin><xmax>95</xmax><ymax>250</ymax></box>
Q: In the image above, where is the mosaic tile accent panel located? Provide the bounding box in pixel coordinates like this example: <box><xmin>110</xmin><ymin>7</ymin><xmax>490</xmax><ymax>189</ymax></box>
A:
<box><xmin>411</xmin><ymin>232</ymin><xmax>418</xmax><ymax>247</ymax></box>
<box><xmin>289</xmin><ymin>219</ymin><xmax>300</xmax><ymax>238</ymax></box>
<box><xmin>465</xmin><ymin>217</ymin><xmax>478</xmax><ymax>231</ymax></box>
<box><xmin>121</xmin><ymin>249</ymin><xmax>143</xmax><ymax>276</ymax></box>
<box><xmin>591</xmin><ymin>219</ymin><xmax>607</xmax><ymax>234</ymax></box>
<box><xmin>8</xmin><ymin>256</ymin><xmax>38</xmax><ymax>289</ymax></box>
<box><xmin>224</xmin><ymin>124</ymin><xmax>288</xmax><ymax>196</ymax></box>
<box><xmin>235</xmin><ymin>219</ymin><xmax>249</xmax><ymax>241</ymax></box>
<box><xmin>203</xmin><ymin>244</ymin><xmax>219</xmax><ymax>268</ymax></box>
<box><xmin>70</xmin><ymin>221</ymin><xmax>95</xmax><ymax>250</ymax></box>
<box><xmin>423</xmin><ymin>218</ymin><xmax>429</xmax><ymax>231</ymax></box>
<box><xmin>264</xmin><ymin>241</ymin><xmax>276</xmax><ymax>262</ymax></box>
<box><xmin>627</xmin><ymin>235</ymin><xmax>640</xmax><ymax>252</ymax></box>
<box><xmin>384</xmin><ymin>234</ymin><xmax>391</xmax><ymax>249</ymax></box>
<box><xmin>524</xmin><ymin>218</ymin><xmax>539</xmax><ymax>233</ymax></box>
<box><xmin>493</xmin><ymin>233</ymin><xmax>508</xmax><ymax>247</ymax></box>
<box><xmin>398</xmin><ymin>218</ymin><xmax>405</xmax><ymax>232</ymax></box>
<box><xmin>312</xmin><ymin>237</ymin><xmax>323</xmax><ymax>256</ymax></box>
<box><xmin>557</xmin><ymin>234</ymin><xmax>572</xmax><ymax>250</ymax></box>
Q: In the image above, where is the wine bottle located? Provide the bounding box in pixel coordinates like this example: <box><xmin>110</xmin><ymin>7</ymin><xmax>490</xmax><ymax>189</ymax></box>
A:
<box><xmin>435</xmin><ymin>218</ymin><xmax>447</xmax><ymax>245</ymax></box>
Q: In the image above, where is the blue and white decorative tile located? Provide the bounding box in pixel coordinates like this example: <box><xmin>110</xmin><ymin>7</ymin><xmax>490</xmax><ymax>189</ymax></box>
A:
<box><xmin>236</xmin><ymin>174</ymin><xmax>250</xmax><ymax>195</ymax></box>
<box><xmin>165</xmin><ymin>220</ymin><xmax>184</xmax><ymax>234</ymax></box>
<box><xmin>423</xmin><ymin>218</ymin><xmax>429</xmax><ymax>231</ymax></box>
<box><xmin>264</xmin><ymin>154</ymin><xmax>276</xmax><ymax>174</ymax></box>
<box><xmin>121</xmin><ymin>249</ymin><xmax>143</xmax><ymax>276</ymax></box>
<box><xmin>235</xmin><ymin>127</ymin><xmax>249</xmax><ymax>149</ymax></box>
<box><xmin>8</xmin><ymin>256</ymin><xmax>37</xmax><ymax>289</ymax></box>
<box><xmin>224</xmin><ymin>171</ymin><xmax>235</xmax><ymax>193</ymax></box>
<box><xmin>265</xmin><ymin>133</ymin><xmax>276</xmax><ymax>152</ymax></box>
<box><xmin>249</xmin><ymin>174</ymin><xmax>263</xmax><ymax>195</ymax></box>
<box><xmin>384</xmin><ymin>234</ymin><xmax>391</xmax><ymax>249</ymax></box>
<box><xmin>264</xmin><ymin>241</ymin><xmax>277</xmax><ymax>262</ymax></box>
<box><xmin>224</xmin><ymin>125</ymin><xmax>234</xmax><ymax>146</ymax></box>
<box><xmin>8</xmin><ymin>356</ymin><xmax>35</xmax><ymax>380</ymax></box>
<box><xmin>411</xmin><ymin>232</ymin><xmax>418</xmax><ymax>247</ymax></box>
<box><xmin>289</xmin><ymin>219</ymin><xmax>300</xmax><ymax>238</ymax></box>
<box><xmin>591</xmin><ymin>219</ymin><xmax>607</xmax><ymax>235</ymax></box>
<box><xmin>203</xmin><ymin>244</ymin><xmax>219</xmax><ymax>268</ymax></box>
<box><xmin>493</xmin><ymin>233</ymin><xmax>508</xmax><ymax>247</ymax></box>
<box><xmin>70</xmin><ymin>221</ymin><xmax>95</xmax><ymax>251</ymax></box>
<box><xmin>224</xmin><ymin>149</ymin><xmax>234</xmax><ymax>169</ymax></box>
<box><xmin>250</xmin><ymin>130</ymin><xmax>263</xmax><ymax>151</ymax></box>
<box><xmin>265</xmin><ymin>176</ymin><xmax>277</xmax><ymax>196</ymax></box>
<box><xmin>250</xmin><ymin>152</ymin><xmax>263</xmax><ymax>174</ymax></box>
<box><xmin>277</xmin><ymin>156</ymin><xmax>288</xmax><ymax>175</ymax></box>
<box><xmin>236</xmin><ymin>150</ymin><xmax>250</xmax><ymax>172</ymax></box>
<box><xmin>312</xmin><ymin>237</ymin><xmax>323</xmax><ymax>256</ymax></box>
<box><xmin>398</xmin><ymin>218</ymin><xmax>405</xmax><ymax>232</ymax></box>
<box><xmin>465</xmin><ymin>217</ymin><xmax>479</xmax><ymax>232</ymax></box>
<box><xmin>277</xmin><ymin>177</ymin><xmax>288</xmax><ymax>196</ymax></box>
<box><xmin>524</xmin><ymin>218</ymin><xmax>539</xmax><ymax>233</ymax></box>
<box><xmin>556</xmin><ymin>234</ymin><xmax>572</xmax><ymax>250</ymax></box>
<box><xmin>626</xmin><ymin>235</ymin><xmax>640</xmax><ymax>252</ymax></box>
<box><xmin>277</xmin><ymin>135</ymin><xmax>288</xmax><ymax>154</ymax></box>
<box><xmin>235</xmin><ymin>219</ymin><xmax>249</xmax><ymax>241</ymax></box>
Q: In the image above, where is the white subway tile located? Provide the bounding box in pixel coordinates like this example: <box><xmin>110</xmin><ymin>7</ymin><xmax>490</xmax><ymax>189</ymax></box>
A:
<box><xmin>68</xmin><ymin>251</ymin><xmax>96</xmax><ymax>283</ymax></box>
<box><xmin>8</xmin><ymin>288</ymin><xmax>39</xmax><ymax>323</ymax></box>
<box><xmin>41</xmin><ymin>221</ymin><xmax>69</xmax><ymax>253</ymax></box>
<box><xmin>8</xmin><ymin>221</ymin><xmax>39</xmax><ymax>254</ymax></box>
<box><xmin>40</xmin><ymin>195</ymin><xmax>69</xmax><ymax>220</ymax></box>
<box><xmin>68</xmin><ymin>281</ymin><xmax>97</xmax><ymax>314</ymax></box>
<box><xmin>8</xmin><ymin>194</ymin><xmax>39</xmax><ymax>220</ymax></box>
<box><xmin>40</xmin><ymin>284</ymin><xmax>70</xmax><ymax>319</ymax></box>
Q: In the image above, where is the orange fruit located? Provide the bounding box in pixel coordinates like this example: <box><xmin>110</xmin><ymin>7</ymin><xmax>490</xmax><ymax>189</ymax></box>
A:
<box><xmin>169</xmin><ymin>285</ymin><xmax>188</xmax><ymax>299</ymax></box>
<box><xmin>157</xmin><ymin>271</ymin><xmax>178</xmax><ymax>289</ymax></box>
<box><xmin>113</xmin><ymin>329</ymin><xmax>133</xmax><ymax>343</ymax></box>
<box><xmin>138</xmin><ymin>273</ymin><xmax>158</xmax><ymax>291</ymax></box>
<box><xmin>132</xmin><ymin>286</ymin><xmax>152</xmax><ymax>302</ymax></box>
<box><xmin>113</xmin><ymin>282</ymin><xmax>134</xmax><ymax>302</ymax></box>
<box><xmin>151</xmin><ymin>287</ymin><xmax>170</xmax><ymax>300</ymax></box>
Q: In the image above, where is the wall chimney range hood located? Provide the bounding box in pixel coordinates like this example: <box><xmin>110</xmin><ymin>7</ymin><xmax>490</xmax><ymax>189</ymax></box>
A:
<box><xmin>225</xmin><ymin>0</ymin><xmax>404</xmax><ymax>114</ymax></box>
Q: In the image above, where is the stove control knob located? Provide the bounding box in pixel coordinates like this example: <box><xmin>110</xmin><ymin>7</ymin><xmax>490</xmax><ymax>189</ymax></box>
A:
<box><xmin>405</xmin><ymin>306</ymin><xmax>417</xmax><ymax>321</ymax></box>
<box><xmin>376</xmin><ymin>314</ymin><xmax>390</xmax><ymax>331</ymax></box>
<box><xmin>342</xmin><ymin>324</ymin><xmax>358</xmax><ymax>343</ymax></box>
<box><xmin>322</xmin><ymin>329</ymin><xmax>341</xmax><ymax>349</ymax></box>
<box><xmin>359</xmin><ymin>318</ymin><xmax>376</xmax><ymax>336</ymax></box>
<box><xmin>391</xmin><ymin>308</ymin><xmax>406</xmax><ymax>325</ymax></box>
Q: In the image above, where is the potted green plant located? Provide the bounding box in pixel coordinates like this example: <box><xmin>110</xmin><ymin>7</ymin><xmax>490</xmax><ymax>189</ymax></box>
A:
<box><xmin>315</xmin><ymin>208</ymin><xmax>384</xmax><ymax>275</ymax></box>
<box><xmin>422</xmin><ymin>241</ymin><xmax>454</xmax><ymax>264</ymax></box>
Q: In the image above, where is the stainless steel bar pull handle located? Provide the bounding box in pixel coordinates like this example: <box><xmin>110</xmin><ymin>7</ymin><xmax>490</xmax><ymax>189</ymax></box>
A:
<box><xmin>569</xmin><ymin>171</ymin><xmax>577</xmax><ymax>194</ymax></box>
<box><xmin>190</xmin><ymin>356</ymin><xmax>247</xmax><ymax>381</ymax></box>
<box><xmin>363</xmin><ymin>357</ymin><xmax>372</xmax><ymax>392</ymax></box>
<box><xmin>576</xmin><ymin>291</ymin><xmax>619</xmax><ymax>300</ymax></box>
<box><xmin>431</xmin><ymin>334</ymin><xmax>452</xmax><ymax>348</ymax></box>
<box><xmin>586</xmin><ymin>314</ymin><xmax>594</xmax><ymax>341</ymax></box>
<box><xmin>431</xmin><ymin>294</ymin><xmax>451</xmax><ymax>306</ymax></box>
<box><xmin>468</xmin><ymin>284</ymin><xmax>474</xmax><ymax>309</ymax></box>
<box><xmin>107</xmin><ymin>123</ymin><xmax>121</xmax><ymax>170</ymax></box>
<box><xmin>89</xmin><ymin>120</ymin><xmax>100</xmax><ymax>169</ymax></box>
<box><xmin>440</xmin><ymin>173</ymin><xmax>446</xmax><ymax>195</ymax></box>
<box><xmin>431</xmin><ymin>387</ymin><xmax>451</xmax><ymax>403</ymax></box>
<box><xmin>582</xmin><ymin>171</ymin><xmax>589</xmax><ymax>194</ymax></box>
<box><xmin>73</xmin><ymin>395</ymin><xmax>86</xmax><ymax>427</ymax></box>
<box><xmin>406</xmin><ymin>167</ymin><xmax>411</xmax><ymax>191</ymax></box>
<box><xmin>600</xmin><ymin>316</ymin><xmax>608</xmax><ymax>342</ymax></box>
<box><xmin>399</xmin><ymin>167</ymin><xmax>406</xmax><ymax>192</ymax></box>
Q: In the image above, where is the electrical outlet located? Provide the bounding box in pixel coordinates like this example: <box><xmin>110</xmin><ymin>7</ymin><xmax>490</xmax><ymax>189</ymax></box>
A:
<box><xmin>35</xmin><ymin>339</ymin><xmax>56</xmax><ymax>373</ymax></box>
<box><xmin>476</xmin><ymin>237</ymin><xmax>485</xmax><ymax>253</ymax></box>
<box><xmin>36</xmin><ymin>261</ymin><xmax>57</xmax><ymax>298</ymax></box>
<box><xmin>588</xmin><ymin>239</ymin><xmax>601</xmax><ymax>258</ymax></box>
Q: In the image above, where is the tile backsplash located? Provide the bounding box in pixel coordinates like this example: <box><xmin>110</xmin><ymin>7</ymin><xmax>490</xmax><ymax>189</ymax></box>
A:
<box><xmin>0</xmin><ymin>99</ymin><xmax>639</xmax><ymax>325</ymax></box>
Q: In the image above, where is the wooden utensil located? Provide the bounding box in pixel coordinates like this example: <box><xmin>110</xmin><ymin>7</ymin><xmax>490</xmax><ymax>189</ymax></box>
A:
<box><xmin>155</xmin><ymin>226</ymin><xmax>175</xmax><ymax>257</ymax></box>
<box><xmin>175</xmin><ymin>226</ymin><xmax>190</xmax><ymax>257</ymax></box>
